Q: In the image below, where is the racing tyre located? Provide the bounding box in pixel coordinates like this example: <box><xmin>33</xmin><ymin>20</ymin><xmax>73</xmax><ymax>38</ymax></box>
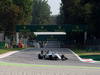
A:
<box><xmin>61</xmin><ymin>55</ymin><xmax>68</xmax><ymax>60</ymax></box>
<box><xmin>38</xmin><ymin>54</ymin><xmax>43</xmax><ymax>59</ymax></box>
<box><xmin>49</xmin><ymin>55</ymin><xmax>53</xmax><ymax>60</ymax></box>
<box><xmin>54</xmin><ymin>56</ymin><xmax>58</xmax><ymax>60</ymax></box>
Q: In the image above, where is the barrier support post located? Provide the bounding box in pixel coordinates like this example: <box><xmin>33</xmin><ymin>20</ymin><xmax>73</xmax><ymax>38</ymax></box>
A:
<box><xmin>16</xmin><ymin>32</ymin><xmax>19</xmax><ymax>45</ymax></box>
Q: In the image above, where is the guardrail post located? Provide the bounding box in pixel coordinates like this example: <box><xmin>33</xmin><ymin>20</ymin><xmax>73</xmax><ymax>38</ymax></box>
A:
<box><xmin>16</xmin><ymin>32</ymin><xmax>19</xmax><ymax>45</ymax></box>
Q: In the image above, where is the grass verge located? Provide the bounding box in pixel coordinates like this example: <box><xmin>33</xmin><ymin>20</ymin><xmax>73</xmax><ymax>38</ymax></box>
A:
<box><xmin>0</xmin><ymin>48</ymin><xmax>29</xmax><ymax>54</ymax></box>
<box><xmin>70</xmin><ymin>48</ymin><xmax>100</xmax><ymax>61</ymax></box>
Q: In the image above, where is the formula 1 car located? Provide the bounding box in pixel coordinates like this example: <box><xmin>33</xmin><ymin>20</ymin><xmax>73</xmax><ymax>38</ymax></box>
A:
<box><xmin>38</xmin><ymin>50</ymin><xmax>68</xmax><ymax>60</ymax></box>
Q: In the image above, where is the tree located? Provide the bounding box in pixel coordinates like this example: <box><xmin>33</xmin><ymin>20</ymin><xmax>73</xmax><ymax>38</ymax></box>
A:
<box><xmin>31</xmin><ymin>0</ymin><xmax>51</xmax><ymax>24</ymax></box>
<box><xmin>60</xmin><ymin>0</ymin><xmax>85</xmax><ymax>42</ymax></box>
<box><xmin>0</xmin><ymin>0</ymin><xmax>25</xmax><ymax>35</ymax></box>
<box><xmin>80</xmin><ymin>0</ymin><xmax>100</xmax><ymax>39</ymax></box>
<box><xmin>90</xmin><ymin>0</ymin><xmax>100</xmax><ymax>38</ymax></box>
<box><xmin>61</xmin><ymin>0</ymin><xmax>100</xmax><ymax>41</ymax></box>
<box><xmin>50</xmin><ymin>15</ymin><xmax>57</xmax><ymax>24</ymax></box>
<box><xmin>13</xmin><ymin>0</ymin><xmax>33</xmax><ymax>24</ymax></box>
<box><xmin>56</xmin><ymin>3</ymin><xmax>64</xmax><ymax>24</ymax></box>
<box><xmin>0</xmin><ymin>0</ymin><xmax>34</xmax><ymax>37</ymax></box>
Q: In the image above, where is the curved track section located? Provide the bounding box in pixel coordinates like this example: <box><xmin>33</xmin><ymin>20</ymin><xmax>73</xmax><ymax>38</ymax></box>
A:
<box><xmin>0</xmin><ymin>48</ymin><xmax>100</xmax><ymax>67</ymax></box>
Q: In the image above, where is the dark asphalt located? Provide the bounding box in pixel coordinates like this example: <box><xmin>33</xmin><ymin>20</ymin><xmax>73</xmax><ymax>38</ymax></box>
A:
<box><xmin>0</xmin><ymin>48</ymin><xmax>100</xmax><ymax>67</ymax></box>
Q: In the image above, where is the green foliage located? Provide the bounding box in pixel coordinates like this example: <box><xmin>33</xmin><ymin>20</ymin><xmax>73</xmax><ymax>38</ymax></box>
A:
<box><xmin>13</xmin><ymin>0</ymin><xmax>33</xmax><ymax>24</ymax></box>
<box><xmin>0</xmin><ymin>0</ymin><xmax>33</xmax><ymax>35</ymax></box>
<box><xmin>56</xmin><ymin>4</ymin><xmax>64</xmax><ymax>24</ymax></box>
<box><xmin>0</xmin><ymin>1</ymin><xmax>25</xmax><ymax>35</ymax></box>
<box><xmin>13</xmin><ymin>0</ymin><xmax>33</xmax><ymax>14</ymax></box>
<box><xmin>59</xmin><ymin>0</ymin><xmax>100</xmax><ymax>40</ymax></box>
<box><xmin>90</xmin><ymin>1</ymin><xmax>100</xmax><ymax>38</ymax></box>
<box><xmin>31</xmin><ymin>0</ymin><xmax>50</xmax><ymax>24</ymax></box>
<box><xmin>50</xmin><ymin>15</ymin><xmax>57</xmax><ymax>24</ymax></box>
<box><xmin>80</xmin><ymin>55</ymin><xmax>100</xmax><ymax>61</ymax></box>
<box><xmin>19</xmin><ymin>32</ymin><xmax>36</xmax><ymax>40</ymax></box>
<box><xmin>28</xmin><ymin>32</ymin><xmax>37</xmax><ymax>40</ymax></box>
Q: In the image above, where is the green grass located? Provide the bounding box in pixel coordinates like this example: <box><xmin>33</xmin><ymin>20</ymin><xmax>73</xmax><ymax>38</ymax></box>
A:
<box><xmin>70</xmin><ymin>48</ymin><xmax>100</xmax><ymax>61</ymax></box>
<box><xmin>0</xmin><ymin>48</ymin><xmax>28</xmax><ymax>54</ymax></box>
<box><xmin>80</xmin><ymin>55</ymin><xmax>100</xmax><ymax>61</ymax></box>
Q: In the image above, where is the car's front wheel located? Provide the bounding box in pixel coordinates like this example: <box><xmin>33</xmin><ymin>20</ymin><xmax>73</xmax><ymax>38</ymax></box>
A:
<box><xmin>38</xmin><ymin>54</ymin><xmax>43</xmax><ymax>59</ymax></box>
<box><xmin>61</xmin><ymin>55</ymin><xmax>68</xmax><ymax>60</ymax></box>
<box><xmin>49</xmin><ymin>55</ymin><xmax>53</xmax><ymax>60</ymax></box>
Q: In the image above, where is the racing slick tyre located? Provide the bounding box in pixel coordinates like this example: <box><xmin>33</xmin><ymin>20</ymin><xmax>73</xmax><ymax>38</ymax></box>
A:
<box><xmin>54</xmin><ymin>56</ymin><xmax>58</xmax><ymax>60</ymax></box>
<box><xmin>49</xmin><ymin>55</ymin><xmax>53</xmax><ymax>60</ymax></box>
<box><xmin>61</xmin><ymin>55</ymin><xmax>68</xmax><ymax>60</ymax></box>
<box><xmin>38</xmin><ymin>54</ymin><xmax>43</xmax><ymax>59</ymax></box>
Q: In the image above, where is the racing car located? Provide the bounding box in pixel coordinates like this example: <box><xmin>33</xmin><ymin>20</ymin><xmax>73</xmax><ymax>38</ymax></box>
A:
<box><xmin>38</xmin><ymin>50</ymin><xmax>68</xmax><ymax>60</ymax></box>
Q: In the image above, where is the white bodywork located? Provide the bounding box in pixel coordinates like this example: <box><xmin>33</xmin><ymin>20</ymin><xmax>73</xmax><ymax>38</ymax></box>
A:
<box><xmin>45</xmin><ymin>51</ymin><xmax>61</xmax><ymax>59</ymax></box>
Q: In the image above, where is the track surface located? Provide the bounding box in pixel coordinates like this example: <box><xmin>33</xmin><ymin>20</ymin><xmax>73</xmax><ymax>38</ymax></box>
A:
<box><xmin>0</xmin><ymin>41</ymin><xmax>100</xmax><ymax>75</ymax></box>
<box><xmin>0</xmin><ymin>48</ymin><xmax>100</xmax><ymax>67</ymax></box>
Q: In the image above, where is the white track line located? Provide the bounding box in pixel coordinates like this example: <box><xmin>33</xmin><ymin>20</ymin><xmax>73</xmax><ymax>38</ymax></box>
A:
<box><xmin>68</xmin><ymin>49</ymin><xmax>95</xmax><ymax>63</ymax></box>
<box><xmin>0</xmin><ymin>51</ymin><xmax>19</xmax><ymax>58</ymax></box>
<box><xmin>68</xmin><ymin>49</ymin><xmax>83</xmax><ymax>61</ymax></box>
<box><xmin>0</xmin><ymin>48</ymin><xmax>31</xmax><ymax>59</ymax></box>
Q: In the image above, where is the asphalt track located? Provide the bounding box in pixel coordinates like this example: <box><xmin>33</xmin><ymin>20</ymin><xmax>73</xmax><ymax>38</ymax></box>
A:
<box><xmin>0</xmin><ymin>41</ymin><xmax>100</xmax><ymax>75</ymax></box>
<box><xmin>0</xmin><ymin>48</ymin><xmax>100</xmax><ymax>67</ymax></box>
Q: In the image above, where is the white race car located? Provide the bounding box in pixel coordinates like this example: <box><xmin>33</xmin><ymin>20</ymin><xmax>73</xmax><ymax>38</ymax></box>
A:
<box><xmin>38</xmin><ymin>50</ymin><xmax>68</xmax><ymax>60</ymax></box>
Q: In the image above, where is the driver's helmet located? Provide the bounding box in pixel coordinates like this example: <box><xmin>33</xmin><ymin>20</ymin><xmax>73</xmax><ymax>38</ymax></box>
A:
<box><xmin>52</xmin><ymin>52</ymin><xmax>55</xmax><ymax>55</ymax></box>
